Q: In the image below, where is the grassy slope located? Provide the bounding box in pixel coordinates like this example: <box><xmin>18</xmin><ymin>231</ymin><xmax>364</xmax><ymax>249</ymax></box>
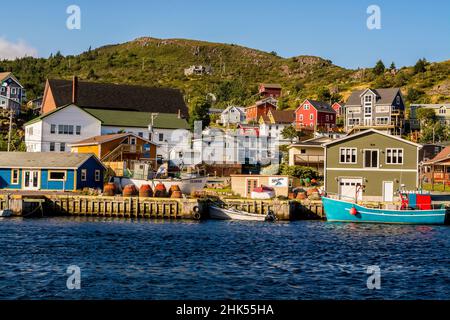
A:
<box><xmin>0</xmin><ymin>37</ymin><xmax>449</xmax><ymax>110</ymax></box>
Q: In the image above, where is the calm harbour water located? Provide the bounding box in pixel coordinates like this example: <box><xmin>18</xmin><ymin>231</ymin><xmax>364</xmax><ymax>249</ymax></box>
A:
<box><xmin>0</xmin><ymin>216</ymin><xmax>448</xmax><ymax>300</ymax></box>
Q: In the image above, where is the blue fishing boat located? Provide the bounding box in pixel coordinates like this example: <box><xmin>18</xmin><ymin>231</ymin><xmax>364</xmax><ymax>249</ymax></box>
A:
<box><xmin>322</xmin><ymin>196</ymin><xmax>447</xmax><ymax>225</ymax></box>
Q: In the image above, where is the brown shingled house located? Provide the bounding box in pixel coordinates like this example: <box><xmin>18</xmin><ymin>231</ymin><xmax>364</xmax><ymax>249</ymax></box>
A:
<box><xmin>41</xmin><ymin>77</ymin><xmax>188</xmax><ymax>116</ymax></box>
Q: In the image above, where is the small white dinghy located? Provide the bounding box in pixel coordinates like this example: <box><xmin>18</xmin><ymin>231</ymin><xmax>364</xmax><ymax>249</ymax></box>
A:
<box><xmin>0</xmin><ymin>209</ymin><xmax>13</xmax><ymax>217</ymax></box>
<box><xmin>209</xmin><ymin>205</ymin><xmax>276</xmax><ymax>222</ymax></box>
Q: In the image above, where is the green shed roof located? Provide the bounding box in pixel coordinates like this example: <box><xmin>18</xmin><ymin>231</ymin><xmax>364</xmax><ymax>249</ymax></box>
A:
<box><xmin>24</xmin><ymin>104</ymin><xmax>189</xmax><ymax>130</ymax></box>
<box><xmin>83</xmin><ymin>108</ymin><xmax>189</xmax><ymax>129</ymax></box>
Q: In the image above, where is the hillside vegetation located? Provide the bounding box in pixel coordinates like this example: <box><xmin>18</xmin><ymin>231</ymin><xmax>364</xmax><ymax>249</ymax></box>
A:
<box><xmin>0</xmin><ymin>37</ymin><xmax>449</xmax><ymax>109</ymax></box>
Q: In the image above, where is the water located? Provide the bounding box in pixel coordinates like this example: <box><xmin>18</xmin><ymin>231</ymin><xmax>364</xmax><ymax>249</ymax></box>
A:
<box><xmin>0</xmin><ymin>217</ymin><xmax>448</xmax><ymax>300</ymax></box>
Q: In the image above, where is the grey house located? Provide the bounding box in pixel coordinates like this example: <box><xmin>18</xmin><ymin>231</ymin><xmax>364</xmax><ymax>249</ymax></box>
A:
<box><xmin>0</xmin><ymin>72</ymin><xmax>24</xmax><ymax>115</ymax></box>
<box><xmin>344</xmin><ymin>88</ymin><xmax>405</xmax><ymax>135</ymax></box>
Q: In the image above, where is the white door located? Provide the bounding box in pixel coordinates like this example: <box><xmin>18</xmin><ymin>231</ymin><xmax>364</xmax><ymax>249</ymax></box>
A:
<box><xmin>23</xmin><ymin>170</ymin><xmax>40</xmax><ymax>190</ymax></box>
<box><xmin>338</xmin><ymin>178</ymin><xmax>363</xmax><ymax>201</ymax></box>
<box><xmin>383</xmin><ymin>181</ymin><xmax>394</xmax><ymax>202</ymax></box>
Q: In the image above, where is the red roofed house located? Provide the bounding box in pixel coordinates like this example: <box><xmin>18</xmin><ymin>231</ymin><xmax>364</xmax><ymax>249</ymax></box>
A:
<box><xmin>421</xmin><ymin>146</ymin><xmax>450</xmax><ymax>189</ymax></box>
<box><xmin>245</xmin><ymin>98</ymin><xmax>277</xmax><ymax>123</ymax></box>
<box><xmin>259</xmin><ymin>83</ymin><xmax>282</xmax><ymax>98</ymax></box>
<box><xmin>331</xmin><ymin>102</ymin><xmax>345</xmax><ymax>117</ymax></box>
<box><xmin>294</xmin><ymin>99</ymin><xmax>336</xmax><ymax>131</ymax></box>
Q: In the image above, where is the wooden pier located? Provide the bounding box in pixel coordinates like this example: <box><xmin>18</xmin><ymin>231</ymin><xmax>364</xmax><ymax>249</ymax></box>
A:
<box><xmin>0</xmin><ymin>194</ymin><xmax>326</xmax><ymax>220</ymax></box>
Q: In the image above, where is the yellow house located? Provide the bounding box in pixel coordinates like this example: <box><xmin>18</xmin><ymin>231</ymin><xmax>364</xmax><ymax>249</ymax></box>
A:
<box><xmin>287</xmin><ymin>136</ymin><xmax>332</xmax><ymax>175</ymax></box>
<box><xmin>70</xmin><ymin>133</ymin><xmax>157</xmax><ymax>169</ymax></box>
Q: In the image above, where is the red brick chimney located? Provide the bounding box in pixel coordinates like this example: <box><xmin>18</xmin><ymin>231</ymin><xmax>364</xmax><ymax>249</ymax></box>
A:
<box><xmin>72</xmin><ymin>76</ymin><xmax>78</xmax><ymax>104</ymax></box>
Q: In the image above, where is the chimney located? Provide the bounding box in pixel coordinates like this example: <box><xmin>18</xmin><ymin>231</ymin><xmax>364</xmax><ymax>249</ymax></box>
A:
<box><xmin>72</xmin><ymin>76</ymin><xmax>78</xmax><ymax>104</ymax></box>
<box><xmin>178</xmin><ymin>109</ymin><xmax>181</xmax><ymax>119</ymax></box>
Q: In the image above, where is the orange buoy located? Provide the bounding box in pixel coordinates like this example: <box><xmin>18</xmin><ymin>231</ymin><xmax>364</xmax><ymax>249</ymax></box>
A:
<box><xmin>307</xmin><ymin>188</ymin><xmax>319</xmax><ymax>196</ymax></box>
<box><xmin>169</xmin><ymin>184</ymin><xmax>181</xmax><ymax>196</ymax></box>
<box><xmin>122</xmin><ymin>184</ymin><xmax>137</xmax><ymax>197</ymax></box>
<box><xmin>171</xmin><ymin>190</ymin><xmax>182</xmax><ymax>199</ymax></box>
<box><xmin>296</xmin><ymin>192</ymin><xmax>307</xmax><ymax>200</ymax></box>
<box><xmin>139</xmin><ymin>184</ymin><xmax>153</xmax><ymax>198</ymax></box>
<box><xmin>154</xmin><ymin>183</ymin><xmax>167</xmax><ymax>197</ymax></box>
<box><xmin>103</xmin><ymin>183</ymin><xmax>116</xmax><ymax>196</ymax></box>
<box><xmin>350</xmin><ymin>207</ymin><xmax>358</xmax><ymax>215</ymax></box>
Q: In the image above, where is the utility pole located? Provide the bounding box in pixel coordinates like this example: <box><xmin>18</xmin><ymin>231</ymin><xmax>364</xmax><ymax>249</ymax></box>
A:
<box><xmin>7</xmin><ymin>109</ymin><xmax>13</xmax><ymax>152</ymax></box>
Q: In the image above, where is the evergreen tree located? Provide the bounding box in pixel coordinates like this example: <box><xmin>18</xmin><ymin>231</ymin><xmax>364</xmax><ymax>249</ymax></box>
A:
<box><xmin>373</xmin><ymin>60</ymin><xmax>385</xmax><ymax>75</ymax></box>
<box><xmin>189</xmin><ymin>96</ymin><xmax>211</xmax><ymax>130</ymax></box>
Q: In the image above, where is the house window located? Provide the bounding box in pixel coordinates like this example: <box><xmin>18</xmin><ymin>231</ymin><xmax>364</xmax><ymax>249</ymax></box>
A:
<box><xmin>130</xmin><ymin>137</ymin><xmax>137</xmax><ymax>145</ymax></box>
<box><xmin>50</xmin><ymin>142</ymin><xmax>55</xmax><ymax>151</ymax></box>
<box><xmin>50</xmin><ymin>124</ymin><xmax>56</xmax><ymax>134</ymax></box>
<box><xmin>68</xmin><ymin>125</ymin><xmax>74</xmax><ymax>135</ymax></box>
<box><xmin>0</xmin><ymin>87</ymin><xmax>5</xmax><ymax>93</ymax></box>
<box><xmin>58</xmin><ymin>125</ymin><xmax>63</xmax><ymax>134</ymax></box>
<box><xmin>49</xmin><ymin>171</ymin><xmax>66</xmax><ymax>181</ymax></box>
<box><xmin>11</xmin><ymin>88</ymin><xmax>17</xmax><ymax>94</ymax></box>
<box><xmin>158</xmin><ymin>133</ymin><xmax>164</xmax><ymax>142</ymax></box>
<box><xmin>27</xmin><ymin>127</ymin><xmax>34</xmax><ymax>136</ymax></box>
<box><xmin>364</xmin><ymin>150</ymin><xmax>379</xmax><ymax>168</ymax></box>
<box><xmin>60</xmin><ymin>143</ymin><xmax>66</xmax><ymax>152</ymax></box>
<box><xmin>11</xmin><ymin>169</ymin><xmax>19</xmax><ymax>184</ymax></box>
<box><xmin>81</xmin><ymin>169</ymin><xmax>87</xmax><ymax>181</ymax></box>
<box><xmin>339</xmin><ymin>148</ymin><xmax>357</xmax><ymax>164</ymax></box>
<box><xmin>386</xmin><ymin>148</ymin><xmax>403</xmax><ymax>164</ymax></box>
<box><xmin>138</xmin><ymin>132</ymin><xmax>143</xmax><ymax>138</ymax></box>
<box><xmin>300</xmin><ymin>149</ymin><xmax>306</xmax><ymax>154</ymax></box>
<box><xmin>299</xmin><ymin>114</ymin><xmax>303</xmax><ymax>121</ymax></box>
<box><xmin>396</xmin><ymin>96</ymin><xmax>401</xmax><ymax>105</ymax></box>
<box><xmin>326</xmin><ymin>115</ymin><xmax>329</xmax><ymax>121</ymax></box>
<box><xmin>76</xmin><ymin>126</ymin><xmax>81</xmax><ymax>135</ymax></box>
<box><xmin>95</xmin><ymin>170</ymin><xmax>101</xmax><ymax>182</ymax></box>
<box><xmin>376</xmin><ymin>117</ymin><xmax>389</xmax><ymax>125</ymax></box>
<box><xmin>348</xmin><ymin>118</ymin><xmax>360</xmax><ymax>126</ymax></box>
<box><xmin>304</xmin><ymin>104</ymin><xmax>310</xmax><ymax>110</ymax></box>
<box><xmin>364</xmin><ymin>95</ymin><xmax>372</xmax><ymax>103</ymax></box>
<box><xmin>310</xmin><ymin>114</ymin><xmax>313</xmax><ymax>120</ymax></box>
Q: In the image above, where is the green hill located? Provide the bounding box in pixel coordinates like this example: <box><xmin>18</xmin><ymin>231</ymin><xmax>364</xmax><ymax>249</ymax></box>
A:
<box><xmin>1</xmin><ymin>37</ymin><xmax>449</xmax><ymax>109</ymax></box>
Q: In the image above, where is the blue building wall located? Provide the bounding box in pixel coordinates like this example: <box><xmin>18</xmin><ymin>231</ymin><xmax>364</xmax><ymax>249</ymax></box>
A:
<box><xmin>76</xmin><ymin>157</ymin><xmax>104</xmax><ymax>190</ymax></box>
<box><xmin>0</xmin><ymin>156</ymin><xmax>104</xmax><ymax>191</ymax></box>
<box><xmin>40</xmin><ymin>169</ymin><xmax>75</xmax><ymax>191</ymax></box>
<box><xmin>0</xmin><ymin>168</ymin><xmax>22</xmax><ymax>189</ymax></box>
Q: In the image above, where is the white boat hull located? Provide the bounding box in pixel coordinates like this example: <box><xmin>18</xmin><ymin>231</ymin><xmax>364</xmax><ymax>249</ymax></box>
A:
<box><xmin>113</xmin><ymin>176</ymin><xmax>208</xmax><ymax>195</ymax></box>
<box><xmin>0</xmin><ymin>209</ymin><xmax>13</xmax><ymax>217</ymax></box>
<box><xmin>209</xmin><ymin>205</ymin><xmax>266</xmax><ymax>221</ymax></box>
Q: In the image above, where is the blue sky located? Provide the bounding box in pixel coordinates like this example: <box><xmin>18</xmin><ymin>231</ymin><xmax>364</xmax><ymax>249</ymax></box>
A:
<box><xmin>1</xmin><ymin>0</ymin><xmax>449</xmax><ymax>68</ymax></box>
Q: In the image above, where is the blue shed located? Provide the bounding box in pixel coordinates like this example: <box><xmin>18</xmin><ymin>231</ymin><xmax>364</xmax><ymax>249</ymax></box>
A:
<box><xmin>0</xmin><ymin>152</ymin><xmax>105</xmax><ymax>191</ymax></box>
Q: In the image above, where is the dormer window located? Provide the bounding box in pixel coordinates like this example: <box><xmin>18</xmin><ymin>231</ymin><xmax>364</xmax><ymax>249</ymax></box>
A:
<box><xmin>364</xmin><ymin>95</ymin><xmax>373</xmax><ymax>104</ymax></box>
<box><xmin>396</xmin><ymin>96</ymin><xmax>401</xmax><ymax>105</ymax></box>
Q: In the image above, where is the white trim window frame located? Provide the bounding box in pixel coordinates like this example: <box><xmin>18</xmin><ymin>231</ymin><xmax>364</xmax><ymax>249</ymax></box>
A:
<box><xmin>11</xmin><ymin>169</ymin><xmax>20</xmax><ymax>185</ymax></box>
<box><xmin>339</xmin><ymin>147</ymin><xmax>357</xmax><ymax>164</ymax></box>
<box><xmin>95</xmin><ymin>170</ymin><xmax>101</xmax><ymax>182</ymax></box>
<box><xmin>81</xmin><ymin>169</ymin><xmax>87</xmax><ymax>182</ymax></box>
<box><xmin>363</xmin><ymin>149</ymin><xmax>379</xmax><ymax>168</ymax></box>
<box><xmin>386</xmin><ymin>148</ymin><xmax>404</xmax><ymax>164</ymax></box>
<box><xmin>376</xmin><ymin>117</ymin><xmax>389</xmax><ymax>125</ymax></box>
<box><xmin>48</xmin><ymin>170</ymin><xmax>67</xmax><ymax>182</ymax></box>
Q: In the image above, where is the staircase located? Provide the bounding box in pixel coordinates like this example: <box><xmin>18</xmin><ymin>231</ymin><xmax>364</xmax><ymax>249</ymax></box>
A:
<box><xmin>102</xmin><ymin>144</ymin><xmax>142</xmax><ymax>163</ymax></box>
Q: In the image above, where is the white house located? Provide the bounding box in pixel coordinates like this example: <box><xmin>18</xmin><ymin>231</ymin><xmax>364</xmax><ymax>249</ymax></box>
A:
<box><xmin>220</xmin><ymin>106</ymin><xmax>246</xmax><ymax>126</ymax></box>
<box><xmin>24</xmin><ymin>105</ymin><xmax>190</xmax><ymax>161</ymax></box>
<box><xmin>24</xmin><ymin>104</ymin><xmax>101</xmax><ymax>152</ymax></box>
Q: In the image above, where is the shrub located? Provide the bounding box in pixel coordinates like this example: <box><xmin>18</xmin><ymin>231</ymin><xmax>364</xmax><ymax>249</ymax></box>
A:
<box><xmin>279</xmin><ymin>164</ymin><xmax>319</xmax><ymax>180</ymax></box>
